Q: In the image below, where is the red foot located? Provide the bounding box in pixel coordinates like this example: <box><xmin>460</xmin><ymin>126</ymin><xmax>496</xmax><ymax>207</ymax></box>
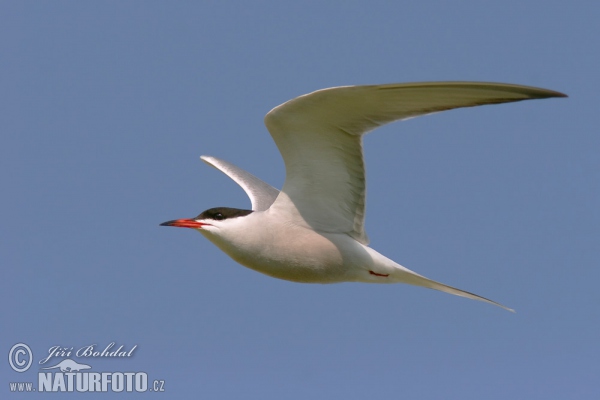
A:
<box><xmin>369</xmin><ymin>270</ymin><xmax>389</xmax><ymax>277</ymax></box>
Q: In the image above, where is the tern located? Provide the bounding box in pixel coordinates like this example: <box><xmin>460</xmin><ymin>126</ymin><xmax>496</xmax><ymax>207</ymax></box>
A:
<box><xmin>161</xmin><ymin>81</ymin><xmax>566</xmax><ymax>312</ymax></box>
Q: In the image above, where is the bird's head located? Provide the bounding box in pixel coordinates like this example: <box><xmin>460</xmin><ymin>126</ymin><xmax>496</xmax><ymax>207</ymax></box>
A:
<box><xmin>160</xmin><ymin>207</ymin><xmax>253</xmax><ymax>234</ymax></box>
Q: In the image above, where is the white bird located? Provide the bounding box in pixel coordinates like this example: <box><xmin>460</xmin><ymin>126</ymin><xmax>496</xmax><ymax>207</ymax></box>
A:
<box><xmin>161</xmin><ymin>81</ymin><xmax>566</xmax><ymax>312</ymax></box>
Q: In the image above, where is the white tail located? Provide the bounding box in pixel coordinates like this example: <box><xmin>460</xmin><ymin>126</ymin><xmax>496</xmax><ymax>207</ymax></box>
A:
<box><xmin>397</xmin><ymin>269</ymin><xmax>515</xmax><ymax>312</ymax></box>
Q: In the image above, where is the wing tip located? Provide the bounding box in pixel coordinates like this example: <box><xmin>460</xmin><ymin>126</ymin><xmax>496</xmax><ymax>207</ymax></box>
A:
<box><xmin>376</xmin><ymin>81</ymin><xmax>567</xmax><ymax>99</ymax></box>
<box><xmin>200</xmin><ymin>155</ymin><xmax>217</xmax><ymax>168</ymax></box>
<box><xmin>530</xmin><ymin>88</ymin><xmax>568</xmax><ymax>99</ymax></box>
<box><xmin>552</xmin><ymin>91</ymin><xmax>568</xmax><ymax>98</ymax></box>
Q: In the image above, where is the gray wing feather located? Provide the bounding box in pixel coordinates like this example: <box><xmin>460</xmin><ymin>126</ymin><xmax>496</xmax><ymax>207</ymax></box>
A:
<box><xmin>200</xmin><ymin>155</ymin><xmax>279</xmax><ymax>211</ymax></box>
<box><xmin>265</xmin><ymin>81</ymin><xmax>566</xmax><ymax>244</ymax></box>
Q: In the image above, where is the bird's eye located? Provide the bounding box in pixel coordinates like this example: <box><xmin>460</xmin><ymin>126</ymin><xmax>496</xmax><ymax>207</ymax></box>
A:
<box><xmin>214</xmin><ymin>213</ymin><xmax>224</xmax><ymax>220</ymax></box>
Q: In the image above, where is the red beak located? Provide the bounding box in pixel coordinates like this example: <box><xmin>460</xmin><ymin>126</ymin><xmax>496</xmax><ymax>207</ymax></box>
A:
<box><xmin>160</xmin><ymin>219</ymin><xmax>209</xmax><ymax>229</ymax></box>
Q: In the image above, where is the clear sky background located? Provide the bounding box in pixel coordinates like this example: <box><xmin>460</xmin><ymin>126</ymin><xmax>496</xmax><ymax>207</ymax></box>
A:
<box><xmin>2</xmin><ymin>1</ymin><xmax>598</xmax><ymax>399</ymax></box>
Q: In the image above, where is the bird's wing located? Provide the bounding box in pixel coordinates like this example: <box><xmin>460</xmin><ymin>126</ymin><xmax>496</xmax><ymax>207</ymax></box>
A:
<box><xmin>201</xmin><ymin>155</ymin><xmax>280</xmax><ymax>211</ymax></box>
<box><xmin>264</xmin><ymin>82</ymin><xmax>566</xmax><ymax>244</ymax></box>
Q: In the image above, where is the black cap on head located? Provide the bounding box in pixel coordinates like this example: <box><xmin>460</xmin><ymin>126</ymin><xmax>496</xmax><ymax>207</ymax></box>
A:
<box><xmin>195</xmin><ymin>207</ymin><xmax>253</xmax><ymax>221</ymax></box>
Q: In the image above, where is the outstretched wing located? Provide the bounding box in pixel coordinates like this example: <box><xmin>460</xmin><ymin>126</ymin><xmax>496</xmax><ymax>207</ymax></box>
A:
<box><xmin>201</xmin><ymin>155</ymin><xmax>279</xmax><ymax>211</ymax></box>
<box><xmin>264</xmin><ymin>81</ymin><xmax>566</xmax><ymax>244</ymax></box>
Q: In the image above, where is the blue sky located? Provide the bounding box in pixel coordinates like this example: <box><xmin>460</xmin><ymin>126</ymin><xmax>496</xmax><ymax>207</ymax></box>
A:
<box><xmin>2</xmin><ymin>1</ymin><xmax>598</xmax><ymax>398</ymax></box>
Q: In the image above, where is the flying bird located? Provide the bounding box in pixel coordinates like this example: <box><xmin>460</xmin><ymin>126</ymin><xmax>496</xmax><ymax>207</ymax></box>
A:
<box><xmin>161</xmin><ymin>81</ymin><xmax>566</xmax><ymax>311</ymax></box>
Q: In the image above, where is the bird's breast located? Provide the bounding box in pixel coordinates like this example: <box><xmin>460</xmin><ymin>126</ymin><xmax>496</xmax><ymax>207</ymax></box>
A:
<box><xmin>201</xmin><ymin>217</ymin><xmax>359</xmax><ymax>283</ymax></box>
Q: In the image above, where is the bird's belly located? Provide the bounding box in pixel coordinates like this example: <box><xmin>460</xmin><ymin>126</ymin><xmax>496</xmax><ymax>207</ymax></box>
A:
<box><xmin>203</xmin><ymin>227</ymin><xmax>355</xmax><ymax>283</ymax></box>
